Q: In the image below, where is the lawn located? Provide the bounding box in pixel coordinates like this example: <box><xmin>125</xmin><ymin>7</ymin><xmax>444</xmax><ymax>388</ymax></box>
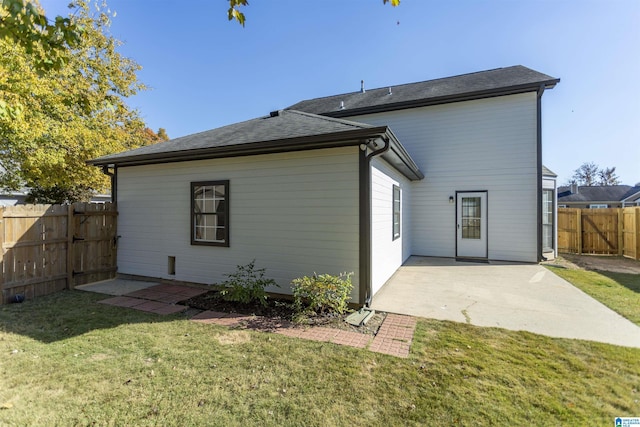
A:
<box><xmin>546</xmin><ymin>265</ymin><xmax>640</xmax><ymax>326</ymax></box>
<box><xmin>1</xmin><ymin>290</ymin><xmax>639</xmax><ymax>426</ymax></box>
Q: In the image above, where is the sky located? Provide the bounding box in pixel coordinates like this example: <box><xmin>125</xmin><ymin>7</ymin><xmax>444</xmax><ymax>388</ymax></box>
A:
<box><xmin>41</xmin><ymin>0</ymin><xmax>639</xmax><ymax>186</ymax></box>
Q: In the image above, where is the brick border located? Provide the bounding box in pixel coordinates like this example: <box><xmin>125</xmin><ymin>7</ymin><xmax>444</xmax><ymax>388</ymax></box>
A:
<box><xmin>97</xmin><ymin>284</ymin><xmax>417</xmax><ymax>358</ymax></box>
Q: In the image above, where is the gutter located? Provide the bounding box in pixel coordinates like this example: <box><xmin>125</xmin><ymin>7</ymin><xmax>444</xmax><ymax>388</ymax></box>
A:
<box><xmin>88</xmin><ymin>127</ymin><xmax>393</xmax><ymax>168</ymax></box>
<box><xmin>536</xmin><ymin>84</ymin><xmax>545</xmax><ymax>262</ymax></box>
<box><xmin>101</xmin><ymin>165</ymin><xmax>117</xmax><ymax>204</ymax></box>
<box><xmin>323</xmin><ymin>80</ymin><xmax>561</xmax><ymax>118</ymax></box>
<box><xmin>359</xmin><ymin>136</ymin><xmax>391</xmax><ymax>306</ymax></box>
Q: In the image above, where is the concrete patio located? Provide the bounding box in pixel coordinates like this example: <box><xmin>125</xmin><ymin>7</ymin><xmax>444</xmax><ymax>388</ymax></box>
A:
<box><xmin>371</xmin><ymin>256</ymin><xmax>640</xmax><ymax>348</ymax></box>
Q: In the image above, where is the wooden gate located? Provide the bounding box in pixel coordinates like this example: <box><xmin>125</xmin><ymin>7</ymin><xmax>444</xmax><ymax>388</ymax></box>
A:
<box><xmin>0</xmin><ymin>203</ymin><xmax>117</xmax><ymax>304</ymax></box>
<box><xmin>558</xmin><ymin>207</ymin><xmax>640</xmax><ymax>260</ymax></box>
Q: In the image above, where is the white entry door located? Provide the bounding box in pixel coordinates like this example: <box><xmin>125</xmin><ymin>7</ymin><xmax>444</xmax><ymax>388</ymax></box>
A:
<box><xmin>456</xmin><ymin>192</ymin><xmax>487</xmax><ymax>259</ymax></box>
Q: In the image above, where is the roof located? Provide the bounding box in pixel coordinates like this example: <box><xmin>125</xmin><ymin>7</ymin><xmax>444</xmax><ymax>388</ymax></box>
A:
<box><xmin>89</xmin><ymin>109</ymin><xmax>424</xmax><ymax>180</ymax></box>
<box><xmin>557</xmin><ymin>185</ymin><xmax>640</xmax><ymax>202</ymax></box>
<box><xmin>287</xmin><ymin>65</ymin><xmax>560</xmax><ymax>117</ymax></box>
<box><xmin>542</xmin><ymin>165</ymin><xmax>557</xmax><ymax>177</ymax></box>
<box><xmin>622</xmin><ymin>187</ymin><xmax>640</xmax><ymax>202</ymax></box>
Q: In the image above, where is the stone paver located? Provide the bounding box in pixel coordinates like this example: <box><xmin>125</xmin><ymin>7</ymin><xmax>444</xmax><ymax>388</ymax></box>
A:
<box><xmin>368</xmin><ymin>314</ymin><xmax>417</xmax><ymax>357</ymax></box>
<box><xmin>98</xmin><ymin>283</ymin><xmax>206</xmax><ymax>316</ymax></box>
<box><xmin>98</xmin><ymin>296</ymin><xmax>147</xmax><ymax>308</ymax></box>
<box><xmin>190</xmin><ymin>309</ymin><xmax>416</xmax><ymax>357</ymax></box>
<box><xmin>97</xmin><ymin>283</ymin><xmax>417</xmax><ymax>357</ymax></box>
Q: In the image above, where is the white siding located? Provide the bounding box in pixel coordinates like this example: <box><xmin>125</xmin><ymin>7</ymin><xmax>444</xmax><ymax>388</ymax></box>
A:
<box><xmin>351</xmin><ymin>92</ymin><xmax>539</xmax><ymax>262</ymax></box>
<box><xmin>370</xmin><ymin>157</ymin><xmax>411</xmax><ymax>296</ymax></box>
<box><xmin>117</xmin><ymin>147</ymin><xmax>360</xmax><ymax>299</ymax></box>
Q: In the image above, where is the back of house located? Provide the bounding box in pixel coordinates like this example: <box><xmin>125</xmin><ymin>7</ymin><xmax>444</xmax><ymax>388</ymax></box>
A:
<box><xmin>90</xmin><ymin>65</ymin><xmax>559</xmax><ymax>304</ymax></box>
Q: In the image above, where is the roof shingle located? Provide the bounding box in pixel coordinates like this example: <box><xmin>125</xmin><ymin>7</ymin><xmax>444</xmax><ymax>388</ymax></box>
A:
<box><xmin>91</xmin><ymin>110</ymin><xmax>376</xmax><ymax>164</ymax></box>
<box><xmin>287</xmin><ymin>65</ymin><xmax>559</xmax><ymax>117</ymax></box>
<box><xmin>558</xmin><ymin>185</ymin><xmax>640</xmax><ymax>202</ymax></box>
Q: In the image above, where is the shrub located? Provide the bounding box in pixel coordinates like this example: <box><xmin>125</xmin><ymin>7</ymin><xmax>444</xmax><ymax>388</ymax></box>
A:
<box><xmin>218</xmin><ymin>260</ymin><xmax>278</xmax><ymax>306</ymax></box>
<box><xmin>291</xmin><ymin>272</ymin><xmax>353</xmax><ymax>315</ymax></box>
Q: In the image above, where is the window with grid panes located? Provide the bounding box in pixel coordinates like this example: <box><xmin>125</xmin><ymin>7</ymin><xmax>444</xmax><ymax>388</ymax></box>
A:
<box><xmin>191</xmin><ymin>181</ymin><xmax>229</xmax><ymax>246</ymax></box>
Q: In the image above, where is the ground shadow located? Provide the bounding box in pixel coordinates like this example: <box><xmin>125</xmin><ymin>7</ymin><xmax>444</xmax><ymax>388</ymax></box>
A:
<box><xmin>596</xmin><ymin>270</ymin><xmax>640</xmax><ymax>295</ymax></box>
<box><xmin>0</xmin><ymin>289</ymin><xmax>189</xmax><ymax>344</ymax></box>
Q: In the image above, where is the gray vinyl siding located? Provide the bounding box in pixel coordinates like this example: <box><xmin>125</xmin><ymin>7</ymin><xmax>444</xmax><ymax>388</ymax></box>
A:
<box><xmin>350</xmin><ymin>92</ymin><xmax>539</xmax><ymax>262</ymax></box>
<box><xmin>370</xmin><ymin>157</ymin><xmax>411</xmax><ymax>296</ymax></box>
<box><xmin>116</xmin><ymin>147</ymin><xmax>361</xmax><ymax>299</ymax></box>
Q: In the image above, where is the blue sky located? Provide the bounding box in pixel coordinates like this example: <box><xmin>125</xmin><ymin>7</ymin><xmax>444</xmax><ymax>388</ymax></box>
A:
<box><xmin>42</xmin><ymin>0</ymin><xmax>639</xmax><ymax>185</ymax></box>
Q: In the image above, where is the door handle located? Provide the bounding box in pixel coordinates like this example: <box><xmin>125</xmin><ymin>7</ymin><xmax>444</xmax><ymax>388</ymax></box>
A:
<box><xmin>457</xmin><ymin>224</ymin><xmax>460</xmax><ymax>229</ymax></box>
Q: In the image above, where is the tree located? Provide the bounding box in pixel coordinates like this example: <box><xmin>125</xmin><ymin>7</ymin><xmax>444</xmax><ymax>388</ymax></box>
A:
<box><xmin>569</xmin><ymin>162</ymin><xmax>599</xmax><ymax>186</ymax></box>
<box><xmin>598</xmin><ymin>166</ymin><xmax>620</xmax><ymax>186</ymax></box>
<box><xmin>0</xmin><ymin>0</ymin><xmax>81</xmax><ymax>72</ymax></box>
<box><xmin>142</xmin><ymin>127</ymin><xmax>170</xmax><ymax>144</ymax></box>
<box><xmin>0</xmin><ymin>0</ymin><xmax>152</xmax><ymax>203</ymax></box>
<box><xmin>156</xmin><ymin>128</ymin><xmax>169</xmax><ymax>142</ymax></box>
<box><xmin>568</xmin><ymin>162</ymin><xmax>621</xmax><ymax>186</ymax></box>
<box><xmin>227</xmin><ymin>0</ymin><xmax>400</xmax><ymax>26</ymax></box>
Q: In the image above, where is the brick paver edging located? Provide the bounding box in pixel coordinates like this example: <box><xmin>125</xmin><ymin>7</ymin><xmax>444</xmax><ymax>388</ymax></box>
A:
<box><xmin>192</xmin><ymin>310</ymin><xmax>417</xmax><ymax>358</ymax></box>
<box><xmin>97</xmin><ymin>283</ymin><xmax>417</xmax><ymax>358</ymax></box>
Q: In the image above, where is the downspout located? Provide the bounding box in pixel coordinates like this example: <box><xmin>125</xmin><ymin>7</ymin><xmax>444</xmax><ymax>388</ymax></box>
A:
<box><xmin>536</xmin><ymin>85</ymin><xmax>545</xmax><ymax>262</ymax></box>
<box><xmin>359</xmin><ymin>136</ymin><xmax>390</xmax><ymax>306</ymax></box>
<box><xmin>101</xmin><ymin>165</ymin><xmax>117</xmax><ymax>204</ymax></box>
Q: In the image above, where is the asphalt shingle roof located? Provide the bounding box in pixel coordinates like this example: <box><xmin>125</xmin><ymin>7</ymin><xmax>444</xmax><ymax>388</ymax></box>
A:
<box><xmin>557</xmin><ymin>185</ymin><xmax>640</xmax><ymax>202</ymax></box>
<box><xmin>91</xmin><ymin>110</ymin><xmax>377</xmax><ymax>164</ymax></box>
<box><xmin>287</xmin><ymin>65</ymin><xmax>559</xmax><ymax>116</ymax></box>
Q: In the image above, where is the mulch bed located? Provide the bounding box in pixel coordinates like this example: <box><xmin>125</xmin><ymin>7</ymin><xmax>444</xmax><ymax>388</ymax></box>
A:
<box><xmin>183</xmin><ymin>290</ymin><xmax>385</xmax><ymax>335</ymax></box>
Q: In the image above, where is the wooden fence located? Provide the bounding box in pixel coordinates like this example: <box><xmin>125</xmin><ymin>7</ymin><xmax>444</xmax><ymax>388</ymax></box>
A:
<box><xmin>0</xmin><ymin>203</ymin><xmax>118</xmax><ymax>304</ymax></box>
<box><xmin>558</xmin><ymin>207</ymin><xmax>640</xmax><ymax>260</ymax></box>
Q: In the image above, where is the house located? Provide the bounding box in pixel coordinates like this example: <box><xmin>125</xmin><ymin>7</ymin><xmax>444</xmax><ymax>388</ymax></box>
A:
<box><xmin>0</xmin><ymin>189</ymin><xmax>111</xmax><ymax>206</ymax></box>
<box><xmin>558</xmin><ymin>185</ymin><xmax>640</xmax><ymax>208</ymax></box>
<box><xmin>88</xmin><ymin>65</ymin><xmax>559</xmax><ymax>304</ymax></box>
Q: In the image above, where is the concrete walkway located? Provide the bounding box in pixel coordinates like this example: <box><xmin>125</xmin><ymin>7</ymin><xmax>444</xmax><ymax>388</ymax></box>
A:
<box><xmin>371</xmin><ymin>256</ymin><xmax>640</xmax><ymax>348</ymax></box>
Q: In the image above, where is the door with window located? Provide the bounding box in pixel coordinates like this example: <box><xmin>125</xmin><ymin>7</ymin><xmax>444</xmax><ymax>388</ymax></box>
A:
<box><xmin>456</xmin><ymin>191</ymin><xmax>487</xmax><ymax>259</ymax></box>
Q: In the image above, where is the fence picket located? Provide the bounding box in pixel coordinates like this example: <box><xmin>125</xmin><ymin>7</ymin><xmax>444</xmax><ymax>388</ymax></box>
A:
<box><xmin>1</xmin><ymin>203</ymin><xmax>118</xmax><ymax>304</ymax></box>
<box><xmin>558</xmin><ymin>207</ymin><xmax>640</xmax><ymax>260</ymax></box>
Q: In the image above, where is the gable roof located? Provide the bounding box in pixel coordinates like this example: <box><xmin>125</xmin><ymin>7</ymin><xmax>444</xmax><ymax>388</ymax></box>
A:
<box><xmin>557</xmin><ymin>185</ymin><xmax>640</xmax><ymax>202</ymax></box>
<box><xmin>542</xmin><ymin>165</ymin><xmax>557</xmax><ymax>177</ymax></box>
<box><xmin>621</xmin><ymin>186</ymin><xmax>640</xmax><ymax>202</ymax></box>
<box><xmin>89</xmin><ymin>109</ymin><xmax>424</xmax><ymax>180</ymax></box>
<box><xmin>287</xmin><ymin>65</ymin><xmax>559</xmax><ymax>117</ymax></box>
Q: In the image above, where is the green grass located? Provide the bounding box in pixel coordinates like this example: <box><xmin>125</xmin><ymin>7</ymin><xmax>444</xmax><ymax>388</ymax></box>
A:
<box><xmin>1</xmin><ymin>290</ymin><xmax>639</xmax><ymax>425</ymax></box>
<box><xmin>546</xmin><ymin>266</ymin><xmax>640</xmax><ymax>326</ymax></box>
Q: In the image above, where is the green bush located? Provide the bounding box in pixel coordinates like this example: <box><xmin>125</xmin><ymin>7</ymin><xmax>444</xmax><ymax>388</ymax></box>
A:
<box><xmin>291</xmin><ymin>272</ymin><xmax>353</xmax><ymax>315</ymax></box>
<box><xmin>218</xmin><ymin>260</ymin><xmax>278</xmax><ymax>306</ymax></box>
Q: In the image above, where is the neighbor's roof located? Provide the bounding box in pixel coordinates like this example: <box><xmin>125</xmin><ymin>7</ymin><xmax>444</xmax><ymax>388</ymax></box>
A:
<box><xmin>542</xmin><ymin>165</ymin><xmax>557</xmax><ymax>177</ymax></box>
<box><xmin>89</xmin><ymin>109</ymin><xmax>424</xmax><ymax>180</ymax></box>
<box><xmin>557</xmin><ymin>185</ymin><xmax>640</xmax><ymax>202</ymax></box>
<box><xmin>622</xmin><ymin>186</ymin><xmax>640</xmax><ymax>202</ymax></box>
<box><xmin>287</xmin><ymin>65</ymin><xmax>560</xmax><ymax>117</ymax></box>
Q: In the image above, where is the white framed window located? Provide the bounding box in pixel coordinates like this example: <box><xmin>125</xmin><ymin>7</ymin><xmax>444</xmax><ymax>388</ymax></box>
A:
<box><xmin>392</xmin><ymin>185</ymin><xmax>401</xmax><ymax>240</ymax></box>
<box><xmin>542</xmin><ymin>189</ymin><xmax>554</xmax><ymax>252</ymax></box>
<box><xmin>191</xmin><ymin>180</ymin><xmax>229</xmax><ymax>246</ymax></box>
<box><xmin>589</xmin><ymin>204</ymin><xmax>608</xmax><ymax>209</ymax></box>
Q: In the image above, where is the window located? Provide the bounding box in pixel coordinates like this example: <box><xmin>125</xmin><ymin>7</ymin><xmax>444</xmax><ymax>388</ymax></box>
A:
<box><xmin>461</xmin><ymin>197</ymin><xmax>481</xmax><ymax>239</ymax></box>
<box><xmin>191</xmin><ymin>180</ymin><xmax>229</xmax><ymax>246</ymax></box>
<box><xmin>589</xmin><ymin>204</ymin><xmax>608</xmax><ymax>209</ymax></box>
<box><xmin>392</xmin><ymin>185</ymin><xmax>401</xmax><ymax>240</ymax></box>
<box><xmin>542</xmin><ymin>189</ymin><xmax>554</xmax><ymax>252</ymax></box>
